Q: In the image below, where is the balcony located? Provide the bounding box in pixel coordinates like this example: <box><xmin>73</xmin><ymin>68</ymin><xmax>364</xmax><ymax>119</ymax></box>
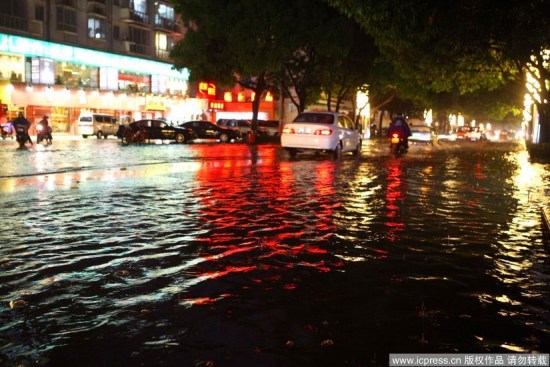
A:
<box><xmin>88</xmin><ymin>4</ymin><xmax>107</xmax><ymax>17</ymax></box>
<box><xmin>154</xmin><ymin>16</ymin><xmax>178</xmax><ymax>33</ymax></box>
<box><xmin>155</xmin><ymin>49</ymin><xmax>171</xmax><ymax>61</ymax></box>
<box><xmin>0</xmin><ymin>14</ymin><xmax>29</xmax><ymax>33</ymax></box>
<box><xmin>120</xmin><ymin>8</ymin><xmax>149</xmax><ymax>26</ymax></box>
<box><xmin>123</xmin><ymin>40</ymin><xmax>149</xmax><ymax>56</ymax></box>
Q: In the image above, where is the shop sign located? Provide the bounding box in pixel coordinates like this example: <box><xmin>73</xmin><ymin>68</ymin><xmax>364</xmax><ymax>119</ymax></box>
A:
<box><xmin>198</xmin><ymin>82</ymin><xmax>216</xmax><ymax>99</ymax></box>
<box><xmin>145</xmin><ymin>95</ymin><xmax>166</xmax><ymax>111</ymax></box>
<box><xmin>209</xmin><ymin>101</ymin><xmax>225</xmax><ymax>111</ymax></box>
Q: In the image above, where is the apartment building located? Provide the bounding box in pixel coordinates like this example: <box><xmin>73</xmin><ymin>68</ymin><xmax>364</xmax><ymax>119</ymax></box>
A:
<box><xmin>0</xmin><ymin>0</ymin><xmax>205</xmax><ymax>134</ymax></box>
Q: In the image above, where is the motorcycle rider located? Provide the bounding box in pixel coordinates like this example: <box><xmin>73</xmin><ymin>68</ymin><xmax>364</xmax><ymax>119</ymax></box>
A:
<box><xmin>38</xmin><ymin>115</ymin><xmax>53</xmax><ymax>143</ymax></box>
<box><xmin>387</xmin><ymin>112</ymin><xmax>411</xmax><ymax>150</ymax></box>
<box><xmin>1</xmin><ymin>120</ymin><xmax>14</xmax><ymax>139</ymax></box>
<box><xmin>12</xmin><ymin>112</ymin><xmax>33</xmax><ymax>148</ymax></box>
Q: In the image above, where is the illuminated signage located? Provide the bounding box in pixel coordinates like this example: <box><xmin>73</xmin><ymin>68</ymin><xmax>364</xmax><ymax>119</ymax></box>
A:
<box><xmin>198</xmin><ymin>82</ymin><xmax>216</xmax><ymax>98</ymax></box>
<box><xmin>151</xmin><ymin>74</ymin><xmax>168</xmax><ymax>94</ymax></box>
<box><xmin>145</xmin><ymin>95</ymin><xmax>166</xmax><ymax>111</ymax></box>
<box><xmin>100</xmin><ymin>67</ymin><xmax>118</xmax><ymax>91</ymax></box>
<box><xmin>0</xmin><ymin>33</ymin><xmax>189</xmax><ymax>80</ymax></box>
<box><xmin>29</xmin><ymin>57</ymin><xmax>54</xmax><ymax>84</ymax></box>
<box><xmin>209</xmin><ymin>101</ymin><xmax>225</xmax><ymax>110</ymax></box>
<box><xmin>39</xmin><ymin>58</ymin><xmax>54</xmax><ymax>84</ymax></box>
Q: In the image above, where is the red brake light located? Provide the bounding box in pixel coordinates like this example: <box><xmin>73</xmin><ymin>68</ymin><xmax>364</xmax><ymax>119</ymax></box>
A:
<box><xmin>282</xmin><ymin>127</ymin><xmax>295</xmax><ymax>134</ymax></box>
<box><xmin>314</xmin><ymin>129</ymin><xmax>333</xmax><ymax>136</ymax></box>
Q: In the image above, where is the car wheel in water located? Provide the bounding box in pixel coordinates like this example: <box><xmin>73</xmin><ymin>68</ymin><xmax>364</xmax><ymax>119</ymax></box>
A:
<box><xmin>82</xmin><ymin>135</ymin><xmax>88</xmax><ymax>139</ymax></box>
<box><xmin>353</xmin><ymin>140</ymin><xmax>362</xmax><ymax>156</ymax></box>
<box><xmin>175</xmin><ymin>133</ymin><xmax>186</xmax><ymax>144</ymax></box>
<box><xmin>97</xmin><ymin>131</ymin><xmax>103</xmax><ymax>139</ymax></box>
<box><xmin>333</xmin><ymin>143</ymin><xmax>342</xmax><ymax>159</ymax></box>
<box><xmin>219</xmin><ymin>133</ymin><xmax>229</xmax><ymax>143</ymax></box>
<box><xmin>288</xmin><ymin>148</ymin><xmax>297</xmax><ymax>158</ymax></box>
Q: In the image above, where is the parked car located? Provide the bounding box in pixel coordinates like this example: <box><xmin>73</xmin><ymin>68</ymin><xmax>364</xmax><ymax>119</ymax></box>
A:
<box><xmin>78</xmin><ymin>113</ymin><xmax>119</xmax><ymax>139</ymax></box>
<box><xmin>216</xmin><ymin>119</ymin><xmax>252</xmax><ymax>138</ymax></box>
<box><xmin>257</xmin><ymin>120</ymin><xmax>280</xmax><ymax>136</ymax></box>
<box><xmin>409</xmin><ymin>125</ymin><xmax>438</xmax><ymax>145</ymax></box>
<box><xmin>281</xmin><ymin>111</ymin><xmax>361</xmax><ymax>159</ymax></box>
<box><xmin>116</xmin><ymin>119</ymin><xmax>192</xmax><ymax>144</ymax></box>
<box><xmin>179</xmin><ymin>120</ymin><xmax>240</xmax><ymax>142</ymax></box>
<box><xmin>466</xmin><ymin>127</ymin><xmax>487</xmax><ymax>141</ymax></box>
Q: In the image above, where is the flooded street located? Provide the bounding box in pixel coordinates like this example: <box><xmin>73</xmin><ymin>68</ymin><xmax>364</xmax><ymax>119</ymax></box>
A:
<box><xmin>0</xmin><ymin>138</ymin><xmax>549</xmax><ymax>367</ymax></box>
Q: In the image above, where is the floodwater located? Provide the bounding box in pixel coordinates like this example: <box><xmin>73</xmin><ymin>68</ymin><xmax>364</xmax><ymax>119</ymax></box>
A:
<box><xmin>0</xmin><ymin>138</ymin><xmax>548</xmax><ymax>367</ymax></box>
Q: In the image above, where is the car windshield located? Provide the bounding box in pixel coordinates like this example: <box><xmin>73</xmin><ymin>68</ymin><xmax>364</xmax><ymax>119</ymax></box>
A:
<box><xmin>293</xmin><ymin>113</ymin><xmax>334</xmax><ymax>124</ymax></box>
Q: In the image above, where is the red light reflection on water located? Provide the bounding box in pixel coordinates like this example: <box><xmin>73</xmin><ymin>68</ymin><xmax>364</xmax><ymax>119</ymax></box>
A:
<box><xmin>185</xmin><ymin>147</ymin><xmax>340</xmax><ymax>302</ymax></box>
<box><xmin>384</xmin><ymin>160</ymin><xmax>406</xmax><ymax>241</ymax></box>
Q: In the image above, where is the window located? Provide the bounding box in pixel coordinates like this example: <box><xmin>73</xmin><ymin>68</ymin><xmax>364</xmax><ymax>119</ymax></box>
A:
<box><xmin>35</xmin><ymin>5</ymin><xmax>45</xmax><ymax>21</ymax></box>
<box><xmin>129</xmin><ymin>26</ymin><xmax>148</xmax><ymax>45</ymax></box>
<box><xmin>132</xmin><ymin>0</ymin><xmax>147</xmax><ymax>13</ymax></box>
<box><xmin>113</xmin><ymin>25</ymin><xmax>120</xmax><ymax>40</ymax></box>
<box><xmin>56</xmin><ymin>6</ymin><xmax>77</xmax><ymax>33</ymax></box>
<box><xmin>157</xmin><ymin>3</ymin><xmax>174</xmax><ymax>21</ymax></box>
<box><xmin>88</xmin><ymin>17</ymin><xmax>106</xmax><ymax>39</ymax></box>
<box><xmin>155</xmin><ymin>3</ymin><xmax>175</xmax><ymax>29</ymax></box>
<box><xmin>294</xmin><ymin>113</ymin><xmax>334</xmax><ymax>124</ymax></box>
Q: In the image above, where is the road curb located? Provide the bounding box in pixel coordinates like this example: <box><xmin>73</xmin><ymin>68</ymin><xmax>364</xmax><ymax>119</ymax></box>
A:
<box><xmin>542</xmin><ymin>207</ymin><xmax>550</xmax><ymax>245</ymax></box>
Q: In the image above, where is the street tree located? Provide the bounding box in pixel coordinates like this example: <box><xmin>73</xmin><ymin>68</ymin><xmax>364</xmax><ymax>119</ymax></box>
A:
<box><xmin>325</xmin><ymin>0</ymin><xmax>550</xmax><ymax>143</ymax></box>
<box><xmin>170</xmin><ymin>0</ymin><xmax>295</xmax><ymax>133</ymax></box>
<box><xmin>171</xmin><ymin>0</ymin><xmax>381</xmax><ymax>125</ymax></box>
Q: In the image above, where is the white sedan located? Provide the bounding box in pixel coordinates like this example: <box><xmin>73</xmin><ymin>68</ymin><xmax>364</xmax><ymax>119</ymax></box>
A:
<box><xmin>281</xmin><ymin>111</ymin><xmax>362</xmax><ymax>159</ymax></box>
<box><xmin>410</xmin><ymin>125</ymin><xmax>438</xmax><ymax>145</ymax></box>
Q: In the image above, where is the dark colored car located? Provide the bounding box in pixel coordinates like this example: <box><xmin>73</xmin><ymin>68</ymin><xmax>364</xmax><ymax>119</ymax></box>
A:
<box><xmin>217</xmin><ymin>119</ymin><xmax>252</xmax><ymax>138</ymax></box>
<box><xmin>179</xmin><ymin>120</ymin><xmax>240</xmax><ymax>142</ymax></box>
<box><xmin>116</xmin><ymin>119</ymin><xmax>192</xmax><ymax>144</ymax></box>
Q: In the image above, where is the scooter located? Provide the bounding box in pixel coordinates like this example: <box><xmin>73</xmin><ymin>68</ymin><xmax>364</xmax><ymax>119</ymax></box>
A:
<box><xmin>389</xmin><ymin>132</ymin><xmax>407</xmax><ymax>155</ymax></box>
<box><xmin>36</xmin><ymin>124</ymin><xmax>53</xmax><ymax>144</ymax></box>
<box><xmin>1</xmin><ymin>123</ymin><xmax>14</xmax><ymax>140</ymax></box>
<box><xmin>15</xmin><ymin>125</ymin><xmax>32</xmax><ymax>149</ymax></box>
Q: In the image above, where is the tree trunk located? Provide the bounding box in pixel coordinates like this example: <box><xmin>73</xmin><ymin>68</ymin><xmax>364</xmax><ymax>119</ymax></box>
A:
<box><xmin>538</xmin><ymin>103</ymin><xmax>550</xmax><ymax>144</ymax></box>
<box><xmin>377</xmin><ymin>110</ymin><xmax>384</xmax><ymax>137</ymax></box>
<box><xmin>251</xmin><ymin>72</ymin><xmax>267</xmax><ymax>136</ymax></box>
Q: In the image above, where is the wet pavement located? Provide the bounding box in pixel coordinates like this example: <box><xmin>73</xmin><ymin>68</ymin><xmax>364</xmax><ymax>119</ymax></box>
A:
<box><xmin>0</xmin><ymin>137</ymin><xmax>549</xmax><ymax>367</ymax></box>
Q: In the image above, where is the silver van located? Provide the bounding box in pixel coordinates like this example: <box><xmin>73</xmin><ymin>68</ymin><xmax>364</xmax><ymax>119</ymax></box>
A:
<box><xmin>78</xmin><ymin>113</ymin><xmax>119</xmax><ymax>139</ymax></box>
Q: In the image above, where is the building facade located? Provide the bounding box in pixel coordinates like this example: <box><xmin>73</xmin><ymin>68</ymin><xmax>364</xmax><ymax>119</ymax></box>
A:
<box><xmin>0</xmin><ymin>0</ymin><xmax>208</xmax><ymax>134</ymax></box>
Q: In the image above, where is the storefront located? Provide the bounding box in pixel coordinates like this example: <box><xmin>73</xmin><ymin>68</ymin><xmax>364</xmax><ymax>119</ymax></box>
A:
<box><xmin>0</xmin><ymin>33</ymin><xmax>201</xmax><ymax>132</ymax></box>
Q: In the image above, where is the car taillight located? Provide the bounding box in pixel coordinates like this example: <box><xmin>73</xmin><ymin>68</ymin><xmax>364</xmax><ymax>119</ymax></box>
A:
<box><xmin>314</xmin><ymin>129</ymin><xmax>333</xmax><ymax>136</ymax></box>
<box><xmin>282</xmin><ymin>127</ymin><xmax>295</xmax><ymax>134</ymax></box>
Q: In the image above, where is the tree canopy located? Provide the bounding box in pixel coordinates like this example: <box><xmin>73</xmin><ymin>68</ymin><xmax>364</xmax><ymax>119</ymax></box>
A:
<box><xmin>170</xmin><ymin>0</ymin><xmax>550</xmax><ymax>142</ymax></box>
<box><xmin>325</xmin><ymin>0</ymin><xmax>550</xmax><ymax>141</ymax></box>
